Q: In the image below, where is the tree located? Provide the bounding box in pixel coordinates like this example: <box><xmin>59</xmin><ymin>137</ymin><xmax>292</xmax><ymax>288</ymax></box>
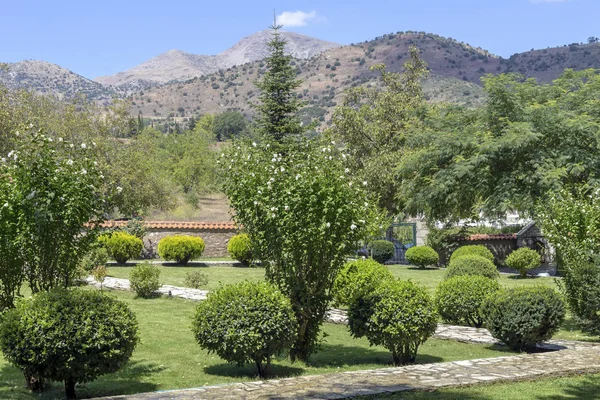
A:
<box><xmin>328</xmin><ymin>47</ymin><xmax>429</xmax><ymax>216</ymax></box>
<box><xmin>253</xmin><ymin>22</ymin><xmax>304</xmax><ymax>142</ymax></box>
<box><xmin>213</xmin><ymin>111</ymin><xmax>248</xmax><ymax>141</ymax></box>
<box><xmin>588</xmin><ymin>37</ymin><xmax>599</xmax><ymax>44</ymax></box>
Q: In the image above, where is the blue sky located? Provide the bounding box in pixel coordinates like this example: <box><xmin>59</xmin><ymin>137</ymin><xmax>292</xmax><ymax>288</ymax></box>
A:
<box><xmin>1</xmin><ymin>0</ymin><xmax>598</xmax><ymax>79</ymax></box>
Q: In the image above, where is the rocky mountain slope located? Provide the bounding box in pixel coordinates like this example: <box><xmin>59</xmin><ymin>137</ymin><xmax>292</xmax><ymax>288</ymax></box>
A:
<box><xmin>94</xmin><ymin>30</ymin><xmax>340</xmax><ymax>88</ymax></box>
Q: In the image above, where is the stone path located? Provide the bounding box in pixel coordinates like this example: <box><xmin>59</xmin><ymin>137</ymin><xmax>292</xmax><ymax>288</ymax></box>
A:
<box><xmin>86</xmin><ymin>276</ymin><xmax>209</xmax><ymax>301</ymax></box>
<box><xmin>99</xmin><ymin>346</ymin><xmax>600</xmax><ymax>400</ymax></box>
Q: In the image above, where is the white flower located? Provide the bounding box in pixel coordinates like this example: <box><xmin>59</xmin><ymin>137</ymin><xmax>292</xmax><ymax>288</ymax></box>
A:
<box><xmin>331</xmin><ymin>140</ymin><xmax>336</xmax><ymax>145</ymax></box>
<box><xmin>284</xmin><ymin>205</ymin><xmax>289</xmax><ymax>211</ymax></box>
<box><xmin>350</xmin><ymin>224</ymin><xmax>357</xmax><ymax>230</ymax></box>
<box><xmin>345</xmin><ymin>168</ymin><xmax>350</xmax><ymax>173</ymax></box>
<box><xmin>252</xmin><ymin>142</ymin><xmax>257</xmax><ymax>147</ymax></box>
<box><xmin>280</xmin><ymin>166</ymin><xmax>285</xmax><ymax>172</ymax></box>
<box><xmin>7</xmin><ymin>151</ymin><xmax>14</xmax><ymax>158</ymax></box>
<box><xmin>254</xmin><ymin>201</ymin><xmax>258</xmax><ymax>205</ymax></box>
<box><xmin>81</xmin><ymin>169</ymin><xmax>87</xmax><ymax>175</ymax></box>
<box><xmin>81</xmin><ymin>143</ymin><xmax>87</xmax><ymax>149</ymax></box>
<box><xmin>70</xmin><ymin>143</ymin><xmax>74</xmax><ymax>148</ymax></box>
<box><xmin>1</xmin><ymin>158</ymin><xmax>5</xmax><ymax>163</ymax></box>
<box><xmin>272</xmin><ymin>158</ymin><xmax>277</xmax><ymax>162</ymax></box>
<box><xmin>271</xmin><ymin>213</ymin><xmax>276</xmax><ymax>218</ymax></box>
<box><xmin>93</xmin><ymin>161</ymin><xmax>98</xmax><ymax>166</ymax></box>
<box><xmin>266</xmin><ymin>144</ymin><xmax>270</xmax><ymax>148</ymax></box>
<box><xmin>14</xmin><ymin>131</ymin><xmax>19</xmax><ymax>137</ymax></box>
<box><xmin>2</xmin><ymin>202</ymin><xmax>8</xmax><ymax>208</ymax></box>
<box><xmin>116</xmin><ymin>186</ymin><xmax>123</xmax><ymax>193</ymax></box>
<box><xmin>48</xmin><ymin>137</ymin><xmax>53</xmax><ymax>142</ymax></box>
<box><xmin>359</xmin><ymin>219</ymin><xmax>366</xmax><ymax>224</ymax></box>
<box><xmin>349</xmin><ymin>182</ymin><xmax>353</xmax><ymax>187</ymax></box>
<box><xmin>92</xmin><ymin>142</ymin><xmax>97</xmax><ymax>147</ymax></box>
<box><xmin>66</xmin><ymin>159</ymin><xmax>74</xmax><ymax>166</ymax></box>
<box><xmin>326</xmin><ymin>222</ymin><xmax>331</xmax><ymax>228</ymax></box>
<box><xmin>221</xmin><ymin>153</ymin><xmax>225</xmax><ymax>157</ymax></box>
<box><xmin>251</xmin><ymin>172</ymin><xmax>255</xmax><ymax>177</ymax></box>
<box><xmin>58</xmin><ymin>137</ymin><xmax>63</xmax><ymax>142</ymax></box>
<box><xmin>28</xmin><ymin>123</ymin><xmax>34</xmax><ymax>129</ymax></box>
<box><xmin>271</xmin><ymin>207</ymin><xmax>277</xmax><ymax>211</ymax></box>
<box><xmin>100</xmin><ymin>174</ymin><xmax>104</xmax><ymax>179</ymax></box>
<box><xmin>363</xmin><ymin>181</ymin><xmax>368</xmax><ymax>186</ymax></box>
<box><xmin>322</xmin><ymin>147</ymin><xmax>327</xmax><ymax>152</ymax></box>
<box><xmin>296</xmin><ymin>174</ymin><xmax>301</xmax><ymax>180</ymax></box>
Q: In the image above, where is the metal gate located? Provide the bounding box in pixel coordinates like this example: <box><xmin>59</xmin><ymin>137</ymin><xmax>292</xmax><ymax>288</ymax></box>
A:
<box><xmin>385</xmin><ymin>223</ymin><xmax>417</xmax><ymax>264</ymax></box>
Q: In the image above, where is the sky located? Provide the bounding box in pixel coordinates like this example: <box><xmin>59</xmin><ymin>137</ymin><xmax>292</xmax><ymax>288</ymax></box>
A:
<box><xmin>1</xmin><ymin>0</ymin><xmax>598</xmax><ymax>80</ymax></box>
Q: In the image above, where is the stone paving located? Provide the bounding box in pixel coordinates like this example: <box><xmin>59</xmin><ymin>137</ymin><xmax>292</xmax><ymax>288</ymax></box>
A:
<box><xmin>91</xmin><ymin>275</ymin><xmax>600</xmax><ymax>400</ymax></box>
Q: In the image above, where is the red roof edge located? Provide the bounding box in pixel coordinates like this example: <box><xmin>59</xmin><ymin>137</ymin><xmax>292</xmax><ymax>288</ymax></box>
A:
<box><xmin>465</xmin><ymin>233</ymin><xmax>517</xmax><ymax>241</ymax></box>
<box><xmin>97</xmin><ymin>220</ymin><xmax>236</xmax><ymax>231</ymax></box>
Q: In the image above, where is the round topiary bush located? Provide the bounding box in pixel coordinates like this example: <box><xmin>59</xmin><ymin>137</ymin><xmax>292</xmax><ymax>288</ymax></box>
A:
<box><xmin>450</xmin><ymin>245</ymin><xmax>494</xmax><ymax>264</ymax></box>
<box><xmin>0</xmin><ymin>289</ymin><xmax>139</xmax><ymax>400</ymax></box>
<box><xmin>369</xmin><ymin>240</ymin><xmax>395</xmax><ymax>264</ymax></box>
<box><xmin>158</xmin><ymin>235</ymin><xmax>205</xmax><ymax>265</ymax></box>
<box><xmin>561</xmin><ymin>263</ymin><xmax>600</xmax><ymax>335</ymax></box>
<box><xmin>435</xmin><ymin>275</ymin><xmax>501</xmax><ymax>327</ymax></box>
<box><xmin>332</xmin><ymin>259</ymin><xmax>394</xmax><ymax>307</ymax></box>
<box><xmin>129</xmin><ymin>261</ymin><xmax>161</xmax><ymax>298</ymax></box>
<box><xmin>101</xmin><ymin>231</ymin><xmax>143</xmax><ymax>264</ymax></box>
<box><xmin>446</xmin><ymin>255</ymin><xmax>499</xmax><ymax>280</ymax></box>
<box><xmin>192</xmin><ymin>281</ymin><xmax>297</xmax><ymax>378</ymax></box>
<box><xmin>348</xmin><ymin>280</ymin><xmax>438</xmax><ymax>365</ymax></box>
<box><xmin>481</xmin><ymin>286</ymin><xmax>566</xmax><ymax>351</ymax></box>
<box><xmin>227</xmin><ymin>234</ymin><xmax>253</xmax><ymax>264</ymax></box>
<box><xmin>405</xmin><ymin>246</ymin><xmax>439</xmax><ymax>269</ymax></box>
<box><xmin>505</xmin><ymin>248</ymin><xmax>541</xmax><ymax>278</ymax></box>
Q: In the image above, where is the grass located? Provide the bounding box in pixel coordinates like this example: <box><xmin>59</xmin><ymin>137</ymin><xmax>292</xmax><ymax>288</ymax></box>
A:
<box><xmin>356</xmin><ymin>373</ymin><xmax>600</xmax><ymax>399</ymax></box>
<box><xmin>0</xmin><ymin>289</ymin><xmax>519</xmax><ymax>400</ymax></box>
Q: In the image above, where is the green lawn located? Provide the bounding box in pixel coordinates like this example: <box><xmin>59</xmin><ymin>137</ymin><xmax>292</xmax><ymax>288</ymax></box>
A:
<box><xmin>357</xmin><ymin>373</ymin><xmax>600</xmax><ymax>399</ymax></box>
<box><xmin>0</xmin><ymin>289</ymin><xmax>520</xmax><ymax>400</ymax></box>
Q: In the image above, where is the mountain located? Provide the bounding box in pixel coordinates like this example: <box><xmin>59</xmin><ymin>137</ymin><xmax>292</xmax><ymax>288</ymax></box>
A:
<box><xmin>94</xmin><ymin>30</ymin><xmax>340</xmax><ymax>88</ymax></box>
<box><xmin>0</xmin><ymin>60</ymin><xmax>116</xmax><ymax>101</ymax></box>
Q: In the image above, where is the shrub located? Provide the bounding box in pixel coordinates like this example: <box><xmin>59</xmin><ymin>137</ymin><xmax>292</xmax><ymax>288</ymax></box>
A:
<box><xmin>481</xmin><ymin>286</ymin><xmax>565</xmax><ymax>351</ymax></box>
<box><xmin>192</xmin><ymin>281</ymin><xmax>297</xmax><ymax>378</ymax></box>
<box><xmin>505</xmin><ymin>248</ymin><xmax>540</xmax><ymax>278</ymax></box>
<box><xmin>102</xmin><ymin>232</ymin><xmax>143</xmax><ymax>264</ymax></box>
<box><xmin>435</xmin><ymin>276</ymin><xmax>500</xmax><ymax>327</ymax></box>
<box><xmin>0</xmin><ymin>289</ymin><xmax>139</xmax><ymax>399</ymax></box>
<box><xmin>92</xmin><ymin>265</ymin><xmax>108</xmax><ymax>290</ymax></box>
<box><xmin>79</xmin><ymin>246</ymin><xmax>109</xmax><ymax>273</ymax></box>
<box><xmin>227</xmin><ymin>234</ymin><xmax>253</xmax><ymax>264</ymax></box>
<box><xmin>348</xmin><ymin>280</ymin><xmax>438</xmax><ymax>365</ymax></box>
<box><xmin>158</xmin><ymin>235</ymin><xmax>205</xmax><ymax>265</ymax></box>
<box><xmin>560</xmin><ymin>263</ymin><xmax>600</xmax><ymax>335</ymax></box>
<box><xmin>446</xmin><ymin>255</ymin><xmax>499</xmax><ymax>280</ymax></box>
<box><xmin>426</xmin><ymin>225</ymin><xmax>470</xmax><ymax>266</ymax></box>
<box><xmin>332</xmin><ymin>259</ymin><xmax>393</xmax><ymax>307</ymax></box>
<box><xmin>450</xmin><ymin>245</ymin><xmax>494</xmax><ymax>264</ymax></box>
<box><xmin>184</xmin><ymin>270</ymin><xmax>209</xmax><ymax>289</ymax></box>
<box><xmin>405</xmin><ymin>246</ymin><xmax>439</xmax><ymax>269</ymax></box>
<box><xmin>129</xmin><ymin>262</ymin><xmax>161</xmax><ymax>298</ymax></box>
<box><xmin>369</xmin><ymin>240</ymin><xmax>395</xmax><ymax>264</ymax></box>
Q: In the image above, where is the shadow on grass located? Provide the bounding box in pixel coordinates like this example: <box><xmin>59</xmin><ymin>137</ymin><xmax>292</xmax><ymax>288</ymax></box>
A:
<box><xmin>159</xmin><ymin>262</ymin><xmax>256</xmax><ymax>268</ymax></box>
<box><xmin>406</xmin><ymin>266</ymin><xmax>440</xmax><ymax>271</ymax></box>
<box><xmin>306</xmin><ymin>344</ymin><xmax>443</xmax><ymax>368</ymax></box>
<box><xmin>0</xmin><ymin>360</ymin><xmax>163</xmax><ymax>400</ymax></box>
<box><xmin>204</xmin><ymin>362</ymin><xmax>303</xmax><ymax>379</ymax></box>
<box><xmin>505</xmin><ymin>275</ymin><xmax>544</xmax><ymax>280</ymax></box>
<box><xmin>536</xmin><ymin>374</ymin><xmax>600</xmax><ymax>400</ymax></box>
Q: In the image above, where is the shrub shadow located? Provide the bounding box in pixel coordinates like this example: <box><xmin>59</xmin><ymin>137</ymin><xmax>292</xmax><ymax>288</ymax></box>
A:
<box><xmin>204</xmin><ymin>362</ymin><xmax>303</xmax><ymax>379</ymax></box>
<box><xmin>406</xmin><ymin>266</ymin><xmax>440</xmax><ymax>271</ymax></box>
<box><xmin>536</xmin><ymin>374</ymin><xmax>600</xmax><ymax>400</ymax></box>
<box><xmin>306</xmin><ymin>344</ymin><xmax>443</xmax><ymax>368</ymax></box>
<box><xmin>160</xmin><ymin>262</ymin><xmax>253</xmax><ymax>268</ymax></box>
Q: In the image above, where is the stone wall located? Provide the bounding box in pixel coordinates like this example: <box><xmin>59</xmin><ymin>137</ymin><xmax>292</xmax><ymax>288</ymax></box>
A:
<box><xmin>144</xmin><ymin>229</ymin><xmax>236</xmax><ymax>258</ymax></box>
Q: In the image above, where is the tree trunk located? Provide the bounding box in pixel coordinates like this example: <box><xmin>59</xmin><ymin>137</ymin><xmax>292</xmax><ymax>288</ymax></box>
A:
<box><xmin>24</xmin><ymin>372</ymin><xmax>44</xmax><ymax>392</ymax></box>
<box><xmin>65</xmin><ymin>377</ymin><xmax>77</xmax><ymax>400</ymax></box>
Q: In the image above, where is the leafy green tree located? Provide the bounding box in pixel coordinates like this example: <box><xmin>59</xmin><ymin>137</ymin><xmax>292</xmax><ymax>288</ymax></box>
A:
<box><xmin>253</xmin><ymin>23</ymin><xmax>304</xmax><ymax>142</ymax></box>
<box><xmin>328</xmin><ymin>47</ymin><xmax>428</xmax><ymax>216</ymax></box>
<box><xmin>213</xmin><ymin>111</ymin><xmax>248</xmax><ymax>141</ymax></box>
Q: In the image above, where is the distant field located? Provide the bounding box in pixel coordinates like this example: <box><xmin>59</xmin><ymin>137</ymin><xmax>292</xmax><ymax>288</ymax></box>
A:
<box><xmin>148</xmin><ymin>193</ymin><xmax>231</xmax><ymax>221</ymax></box>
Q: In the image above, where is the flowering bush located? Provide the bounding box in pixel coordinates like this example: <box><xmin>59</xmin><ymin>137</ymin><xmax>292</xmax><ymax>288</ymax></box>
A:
<box><xmin>222</xmin><ymin>137</ymin><xmax>386</xmax><ymax>361</ymax></box>
<box><xmin>1</xmin><ymin>126</ymin><xmax>108</xmax><ymax>293</ymax></box>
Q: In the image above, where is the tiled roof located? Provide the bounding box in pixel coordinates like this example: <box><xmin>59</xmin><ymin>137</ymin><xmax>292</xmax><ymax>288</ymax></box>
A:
<box><xmin>466</xmin><ymin>233</ymin><xmax>517</xmax><ymax>241</ymax></box>
<box><xmin>99</xmin><ymin>220</ymin><xmax>236</xmax><ymax>231</ymax></box>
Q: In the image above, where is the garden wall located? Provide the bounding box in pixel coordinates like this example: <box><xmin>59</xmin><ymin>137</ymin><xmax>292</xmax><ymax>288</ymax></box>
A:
<box><xmin>458</xmin><ymin>234</ymin><xmax>518</xmax><ymax>265</ymax></box>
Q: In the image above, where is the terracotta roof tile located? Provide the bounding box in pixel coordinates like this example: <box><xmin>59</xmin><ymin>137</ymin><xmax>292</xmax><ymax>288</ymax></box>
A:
<box><xmin>466</xmin><ymin>233</ymin><xmax>517</xmax><ymax>241</ymax></box>
<box><xmin>98</xmin><ymin>220</ymin><xmax>236</xmax><ymax>231</ymax></box>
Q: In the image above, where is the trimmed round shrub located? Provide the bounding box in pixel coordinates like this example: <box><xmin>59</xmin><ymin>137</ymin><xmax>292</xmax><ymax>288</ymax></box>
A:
<box><xmin>129</xmin><ymin>262</ymin><xmax>161</xmax><ymax>298</ymax></box>
<box><xmin>505</xmin><ymin>248</ymin><xmax>540</xmax><ymax>278</ymax></box>
<box><xmin>158</xmin><ymin>235</ymin><xmax>205</xmax><ymax>265</ymax></box>
<box><xmin>481</xmin><ymin>286</ymin><xmax>566</xmax><ymax>351</ymax></box>
<box><xmin>227</xmin><ymin>234</ymin><xmax>253</xmax><ymax>264</ymax></box>
<box><xmin>332</xmin><ymin>259</ymin><xmax>394</xmax><ymax>307</ymax></box>
<box><xmin>435</xmin><ymin>275</ymin><xmax>501</xmax><ymax>327</ymax></box>
<box><xmin>446</xmin><ymin>255</ymin><xmax>499</xmax><ymax>280</ymax></box>
<box><xmin>450</xmin><ymin>245</ymin><xmax>494</xmax><ymax>264</ymax></box>
<box><xmin>184</xmin><ymin>270</ymin><xmax>209</xmax><ymax>289</ymax></box>
<box><xmin>0</xmin><ymin>289</ymin><xmax>139</xmax><ymax>400</ymax></box>
<box><xmin>405</xmin><ymin>246</ymin><xmax>439</xmax><ymax>269</ymax></box>
<box><xmin>369</xmin><ymin>240</ymin><xmax>395</xmax><ymax>264</ymax></box>
<box><xmin>102</xmin><ymin>231</ymin><xmax>143</xmax><ymax>264</ymax></box>
<box><xmin>192</xmin><ymin>281</ymin><xmax>297</xmax><ymax>378</ymax></box>
<box><xmin>561</xmin><ymin>263</ymin><xmax>600</xmax><ymax>335</ymax></box>
<box><xmin>348</xmin><ymin>280</ymin><xmax>438</xmax><ymax>365</ymax></box>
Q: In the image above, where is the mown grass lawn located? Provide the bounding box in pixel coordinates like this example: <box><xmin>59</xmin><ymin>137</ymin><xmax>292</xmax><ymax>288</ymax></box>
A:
<box><xmin>0</xmin><ymin>289</ymin><xmax>521</xmax><ymax>400</ymax></box>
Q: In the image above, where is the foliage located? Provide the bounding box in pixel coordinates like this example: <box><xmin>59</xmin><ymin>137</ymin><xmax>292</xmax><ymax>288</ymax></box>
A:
<box><xmin>213</xmin><ymin>111</ymin><xmax>249</xmax><ymax>141</ymax></box>
<box><xmin>446</xmin><ymin>255</ymin><xmax>500</xmax><ymax>280</ymax></box>
<box><xmin>92</xmin><ymin>265</ymin><xmax>108</xmax><ymax>290</ymax></box>
<box><xmin>450</xmin><ymin>245</ymin><xmax>495</xmax><ymax>264</ymax></box>
<box><xmin>3</xmin><ymin>126</ymin><xmax>108</xmax><ymax>293</ymax></box>
<box><xmin>253</xmin><ymin>24</ymin><xmax>304</xmax><ymax>142</ymax></box>
<box><xmin>405</xmin><ymin>246</ymin><xmax>439</xmax><ymax>269</ymax></box>
<box><xmin>369</xmin><ymin>240</ymin><xmax>395</xmax><ymax>264</ymax></box>
<box><xmin>129</xmin><ymin>262</ymin><xmax>161</xmax><ymax>298</ymax></box>
<box><xmin>481</xmin><ymin>286</ymin><xmax>566</xmax><ymax>351</ymax></box>
<box><xmin>560</xmin><ymin>263</ymin><xmax>600</xmax><ymax>335</ymax></box>
<box><xmin>184</xmin><ymin>270</ymin><xmax>208</xmax><ymax>289</ymax></box>
<box><xmin>0</xmin><ymin>289</ymin><xmax>139</xmax><ymax>399</ymax></box>
<box><xmin>192</xmin><ymin>281</ymin><xmax>296</xmax><ymax>378</ymax></box>
<box><xmin>79</xmin><ymin>246</ymin><xmax>109</xmax><ymax>273</ymax></box>
<box><xmin>398</xmin><ymin>69</ymin><xmax>600</xmax><ymax>221</ymax></box>
<box><xmin>505</xmin><ymin>248</ymin><xmax>541</xmax><ymax>278</ymax></box>
<box><xmin>332</xmin><ymin>259</ymin><xmax>394</xmax><ymax>307</ymax></box>
<box><xmin>222</xmin><ymin>137</ymin><xmax>385</xmax><ymax>361</ymax></box>
<box><xmin>227</xmin><ymin>233</ymin><xmax>253</xmax><ymax>264</ymax></box>
<box><xmin>435</xmin><ymin>275</ymin><xmax>500</xmax><ymax>327</ymax></box>
<box><xmin>123</xmin><ymin>218</ymin><xmax>147</xmax><ymax>240</ymax></box>
<box><xmin>347</xmin><ymin>280</ymin><xmax>438</xmax><ymax>365</ymax></box>
<box><xmin>102</xmin><ymin>231</ymin><xmax>143</xmax><ymax>264</ymax></box>
<box><xmin>426</xmin><ymin>225</ymin><xmax>470</xmax><ymax>266</ymax></box>
<box><xmin>328</xmin><ymin>47</ymin><xmax>428</xmax><ymax>215</ymax></box>
<box><xmin>158</xmin><ymin>235</ymin><xmax>205</xmax><ymax>265</ymax></box>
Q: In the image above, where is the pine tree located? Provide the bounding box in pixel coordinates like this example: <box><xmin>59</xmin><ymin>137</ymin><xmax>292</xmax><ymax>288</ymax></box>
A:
<box><xmin>253</xmin><ymin>21</ymin><xmax>304</xmax><ymax>142</ymax></box>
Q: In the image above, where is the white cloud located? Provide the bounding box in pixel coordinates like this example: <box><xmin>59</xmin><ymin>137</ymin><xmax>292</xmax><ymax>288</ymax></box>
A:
<box><xmin>276</xmin><ymin>10</ymin><xmax>321</xmax><ymax>27</ymax></box>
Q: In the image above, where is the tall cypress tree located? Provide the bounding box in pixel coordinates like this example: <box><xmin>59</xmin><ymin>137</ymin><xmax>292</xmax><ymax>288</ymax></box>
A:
<box><xmin>253</xmin><ymin>21</ymin><xmax>304</xmax><ymax>142</ymax></box>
